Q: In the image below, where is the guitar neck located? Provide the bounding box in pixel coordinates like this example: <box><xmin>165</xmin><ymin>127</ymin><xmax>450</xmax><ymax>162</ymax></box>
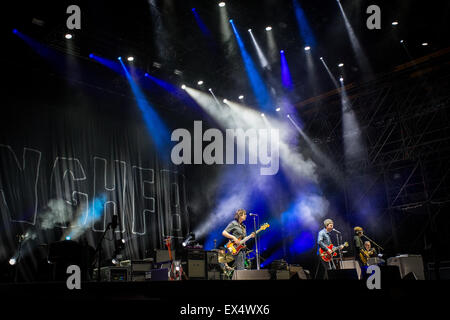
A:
<box><xmin>240</xmin><ymin>228</ymin><xmax>263</xmax><ymax>244</ymax></box>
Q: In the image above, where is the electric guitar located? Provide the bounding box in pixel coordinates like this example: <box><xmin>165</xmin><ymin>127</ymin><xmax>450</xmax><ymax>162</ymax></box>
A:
<box><xmin>319</xmin><ymin>242</ymin><xmax>348</xmax><ymax>262</ymax></box>
<box><xmin>226</xmin><ymin>223</ymin><xmax>270</xmax><ymax>256</ymax></box>
<box><xmin>164</xmin><ymin>237</ymin><xmax>185</xmax><ymax>280</ymax></box>
<box><xmin>359</xmin><ymin>248</ymin><xmax>376</xmax><ymax>265</ymax></box>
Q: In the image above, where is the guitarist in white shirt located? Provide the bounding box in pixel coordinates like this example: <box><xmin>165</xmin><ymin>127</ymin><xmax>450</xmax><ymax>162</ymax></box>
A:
<box><xmin>222</xmin><ymin>209</ymin><xmax>254</xmax><ymax>270</ymax></box>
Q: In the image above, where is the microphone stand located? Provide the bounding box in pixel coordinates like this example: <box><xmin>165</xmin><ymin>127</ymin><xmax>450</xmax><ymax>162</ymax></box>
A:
<box><xmin>336</xmin><ymin>232</ymin><xmax>343</xmax><ymax>269</ymax></box>
<box><xmin>93</xmin><ymin>222</ymin><xmax>113</xmax><ymax>282</ymax></box>
<box><xmin>252</xmin><ymin>215</ymin><xmax>260</xmax><ymax>270</ymax></box>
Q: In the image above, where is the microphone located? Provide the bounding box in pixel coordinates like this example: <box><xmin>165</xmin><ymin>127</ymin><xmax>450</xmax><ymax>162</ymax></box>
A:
<box><xmin>249</xmin><ymin>213</ymin><xmax>258</xmax><ymax>216</ymax></box>
<box><xmin>332</xmin><ymin>228</ymin><xmax>341</xmax><ymax>234</ymax></box>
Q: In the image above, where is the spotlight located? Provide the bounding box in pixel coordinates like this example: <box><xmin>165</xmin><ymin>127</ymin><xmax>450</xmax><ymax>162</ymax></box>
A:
<box><xmin>182</xmin><ymin>232</ymin><xmax>195</xmax><ymax>247</ymax></box>
<box><xmin>197</xmin><ymin>80</ymin><xmax>204</xmax><ymax>85</ymax></box>
<box><xmin>400</xmin><ymin>40</ymin><xmax>404</xmax><ymax>44</ymax></box>
<box><xmin>261</xmin><ymin>113</ymin><xmax>265</xmax><ymax>117</ymax></box>
<box><xmin>238</xmin><ymin>95</ymin><xmax>244</xmax><ymax>100</ymax></box>
<box><xmin>339</xmin><ymin>76</ymin><xmax>344</xmax><ymax>82</ymax></box>
<box><xmin>219</xmin><ymin>2</ymin><xmax>226</xmax><ymax>7</ymax></box>
<box><xmin>265</xmin><ymin>26</ymin><xmax>272</xmax><ymax>31</ymax></box>
<box><xmin>13</xmin><ymin>29</ymin><xmax>18</xmax><ymax>34</ymax></box>
<box><xmin>181</xmin><ymin>84</ymin><xmax>186</xmax><ymax>90</ymax></box>
<box><xmin>287</xmin><ymin>114</ymin><xmax>290</xmax><ymax>118</ymax></box>
<box><xmin>304</xmin><ymin>46</ymin><xmax>311</xmax><ymax>51</ymax></box>
<box><xmin>174</xmin><ymin>69</ymin><xmax>183</xmax><ymax>76</ymax></box>
<box><xmin>9</xmin><ymin>258</ymin><xmax>17</xmax><ymax>265</ymax></box>
<box><xmin>65</xmin><ymin>33</ymin><xmax>73</xmax><ymax>39</ymax></box>
<box><xmin>208</xmin><ymin>88</ymin><xmax>212</xmax><ymax>92</ymax></box>
<box><xmin>65</xmin><ymin>236</ymin><xmax>71</xmax><ymax>241</ymax></box>
<box><xmin>112</xmin><ymin>258</ymin><xmax>119</xmax><ymax>265</ymax></box>
<box><xmin>117</xmin><ymin>57</ymin><xmax>122</xmax><ymax>61</ymax></box>
<box><xmin>229</xmin><ymin>19</ymin><xmax>233</xmax><ymax>23</ymax></box>
<box><xmin>422</xmin><ymin>42</ymin><xmax>428</xmax><ymax>46</ymax></box>
<box><xmin>223</xmin><ymin>99</ymin><xmax>228</xmax><ymax>103</ymax></box>
<box><xmin>275</xmin><ymin>107</ymin><xmax>281</xmax><ymax>112</ymax></box>
<box><xmin>89</xmin><ymin>53</ymin><xmax>94</xmax><ymax>58</ymax></box>
<box><xmin>319</xmin><ymin>57</ymin><xmax>323</xmax><ymax>60</ymax></box>
<box><xmin>127</xmin><ymin>56</ymin><xmax>134</xmax><ymax>62</ymax></box>
<box><xmin>338</xmin><ymin>63</ymin><xmax>344</xmax><ymax>67</ymax></box>
<box><xmin>392</xmin><ymin>21</ymin><xmax>399</xmax><ymax>26</ymax></box>
<box><xmin>280</xmin><ymin>50</ymin><xmax>284</xmax><ymax>54</ymax></box>
<box><xmin>248</xmin><ymin>29</ymin><xmax>252</xmax><ymax>32</ymax></box>
<box><xmin>121</xmin><ymin>239</ymin><xmax>126</xmax><ymax>244</ymax></box>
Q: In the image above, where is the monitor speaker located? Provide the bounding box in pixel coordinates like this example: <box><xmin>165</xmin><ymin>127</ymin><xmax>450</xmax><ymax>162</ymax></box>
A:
<box><xmin>232</xmin><ymin>269</ymin><xmax>271</xmax><ymax>280</ymax></box>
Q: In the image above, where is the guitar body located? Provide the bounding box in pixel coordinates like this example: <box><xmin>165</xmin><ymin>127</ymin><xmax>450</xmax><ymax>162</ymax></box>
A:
<box><xmin>225</xmin><ymin>240</ymin><xmax>246</xmax><ymax>256</ymax></box>
<box><xmin>319</xmin><ymin>242</ymin><xmax>349</xmax><ymax>262</ymax></box>
<box><xmin>319</xmin><ymin>244</ymin><xmax>337</xmax><ymax>262</ymax></box>
<box><xmin>225</xmin><ymin>223</ymin><xmax>270</xmax><ymax>256</ymax></box>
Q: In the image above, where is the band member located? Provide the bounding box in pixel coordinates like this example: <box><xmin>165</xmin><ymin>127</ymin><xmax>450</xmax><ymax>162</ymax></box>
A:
<box><xmin>222</xmin><ymin>209</ymin><xmax>254</xmax><ymax>270</ymax></box>
<box><xmin>317</xmin><ymin>218</ymin><xmax>336</xmax><ymax>278</ymax></box>
<box><xmin>363</xmin><ymin>241</ymin><xmax>377</xmax><ymax>257</ymax></box>
<box><xmin>353</xmin><ymin>226</ymin><xmax>365</xmax><ymax>266</ymax></box>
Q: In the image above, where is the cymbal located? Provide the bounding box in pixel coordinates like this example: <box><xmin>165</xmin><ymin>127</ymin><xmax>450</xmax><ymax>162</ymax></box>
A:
<box><xmin>218</xmin><ymin>255</ymin><xmax>234</xmax><ymax>263</ymax></box>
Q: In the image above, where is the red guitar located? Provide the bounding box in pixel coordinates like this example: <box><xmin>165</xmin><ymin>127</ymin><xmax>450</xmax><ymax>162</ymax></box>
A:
<box><xmin>164</xmin><ymin>237</ymin><xmax>185</xmax><ymax>280</ymax></box>
<box><xmin>319</xmin><ymin>242</ymin><xmax>348</xmax><ymax>262</ymax></box>
<box><xmin>226</xmin><ymin>223</ymin><xmax>270</xmax><ymax>255</ymax></box>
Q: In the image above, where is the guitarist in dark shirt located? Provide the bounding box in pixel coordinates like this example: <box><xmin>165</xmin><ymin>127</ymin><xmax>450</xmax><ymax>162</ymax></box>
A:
<box><xmin>222</xmin><ymin>209</ymin><xmax>254</xmax><ymax>270</ymax></box>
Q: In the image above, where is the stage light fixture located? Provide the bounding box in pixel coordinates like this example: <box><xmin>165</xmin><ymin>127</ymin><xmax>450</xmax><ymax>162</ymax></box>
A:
<box><xmin>145</xmin><ymin>73</ymin><xmax>149</xmax><ymax>77</ymax></box>
<box><xmin>65</xmin><ymin>33</ymin><xmax>73</xmax><ymax>39</ymax></box>
<box><xmin>127</xmin><ymin>56</ymin><xmax>134</xmax><ymax>62</ymax></box>
<box><xmin>392</xmin><ymin>21</ymin><xmax>399</xmax><ymax>26</ymax></box>
<box><xmin>422</xmin><ymin>42</ymin><xmax>428</xmax><ymax>46</ymax></box>
<box><xmin>182</xmin><ymin>232</ymin><xmax>195</xmax><ymax>247</ymax></box>
<box><xmin>219</xmin><ymin>2</ymin><xmax>226</xmax><ymax>7</ymax></box>
<box><xmin>400</xmin><ymin>40</ymin><xmax>404</xmax><ymax>44</ymax></box>
<box><xmin>12</xmin><ymin>29</ymin><xmax>18</xmax><ymax>34</ymax></box>
<box><xmin>89</xmin><ymin>53</ymin><xmax>94</xmax><ymax>58</ymax></box>
<box><xmin>208</xmin><ymin>88</ymin><xmax>212</xmax><ymax>91</ymax></box>
<box><xmin>174</xmin><ymin>69</ymin><xmax>183</xmax><ymax>76</ymax></box>
<box><xmin>339</xmin><ymin>76</ymin><xmax>344</xmax><ymax>82</ymax></box>
<box><xmin>181</xmin><ymin>84</ymin><xmax>186</xmax><ymax>90</ymax></box>
<box><xmin>319</xmin><ymin>57</ymin><xmax>323</xmax><ymax>60</ymax></box>
<box><xmin>9</xmin><ymin>258</ymin><xmax>16</xmax><ymax>265</ymax></box>
<box><xmin>276</xmin><ymin>107</ymin><xmax>281</xmax><ymax>112</ymax></box>
<box><xmin>338</xmin><ymin>63</ymin><xmax>344</xmax><ymax>67</ymax></box>
<box><xmin>304</xmin><ymin>46</ymin><xmax>311</xmax><ymax>51</ymax></box>
<box><xmin>65</xmin><ymin>236</ymin><xmax>71</xmax><ymax>240</ymax></box>
<box><xmin>118</xmin><ymin>57</ymin><xmax>122</xmax><ymax>61</ymax></box>
<box><xmin>112</xmin><ymin>258</ymin><xmax>119</xmax><ymax>265</ymax></box>
<box><xmin>265</xmin><ymin>26</ymin><xmax>272</xmax><ymax>31</ymax></box>
<box><xmin>280</xmin><ymin>50</ymin><xmax>284</xmax><ymax>53</ymax></box>
<box><xmin>223</xmin><ymin>99</ymin><xmax>228</xmax><ymax>103</ymax></box>
<box><xmin>197</xmin><ymin>80</ymin><xmax>204</xmax><ymax>85</ymax></box>
<box><xmin>238</xmin><ymin>95</ymin><xmax>244</xmax><ymax>100</ymax></box>
<box><xmin>261</xmin><ymin>113</ymin><xmax>265</xmax><ymax>117</ymax></box>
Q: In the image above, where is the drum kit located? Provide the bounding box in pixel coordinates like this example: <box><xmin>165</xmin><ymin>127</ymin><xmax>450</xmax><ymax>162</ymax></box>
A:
<box><xmin>215</xmin><ymin>248</ymin><xmax>254</xmax><ymax>279</ymax></box>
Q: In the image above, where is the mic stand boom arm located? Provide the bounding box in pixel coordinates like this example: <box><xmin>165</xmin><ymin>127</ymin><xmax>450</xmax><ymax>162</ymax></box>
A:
<box><xmin>362</xmin><ymin>234</ymin><xmax>384</xmax><ymax>252</ymax></box>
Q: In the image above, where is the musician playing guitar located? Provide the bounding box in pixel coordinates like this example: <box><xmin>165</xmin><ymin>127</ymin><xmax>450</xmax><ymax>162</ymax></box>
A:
<box><xmin>222</xmin><ymin>209</ymin><xmax>254</xmax><ymax>270</ymax></box>
<box><xmin>317</xmin><ymin>218</ymin><xmax>340</xmax><ymax>278</ymax></box>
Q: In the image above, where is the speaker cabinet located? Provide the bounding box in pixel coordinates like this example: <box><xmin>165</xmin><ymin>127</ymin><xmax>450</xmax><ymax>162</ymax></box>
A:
<box><xmin>187</xmin><ymin>259</ymin><xmax>206</xmax><ymax>279</ymax></box>
<box><xmin>232</xmin><ymin>269</ymin><xmax>271</xmax><ymax>280</ymax></box>
<box><xmin>339</xmin><ymin>259</ymin><xmax>361</xmax><ymax>280</ymax></box>
<box><xmin>387</xmin><ymin>255</ymin><xmax>425</xmax><ymax>280</ymax></box>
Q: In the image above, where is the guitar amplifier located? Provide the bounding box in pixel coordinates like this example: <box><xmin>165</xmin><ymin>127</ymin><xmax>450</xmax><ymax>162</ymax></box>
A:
<box><xmin>93</xmin><ymin>266</ymin><xmax>130</xmax><ymax>282</ymax></box>
<box><xmin>187</xmin><ymin>259</ymin><xmax>206</xmax><ymax>279</ymax></box>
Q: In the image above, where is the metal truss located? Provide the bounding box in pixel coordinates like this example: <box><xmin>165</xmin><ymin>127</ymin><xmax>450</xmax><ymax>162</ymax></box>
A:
<box><xmin>296</xmin><ymin>49</ymin><xmax>450</xmax><ymax>260</ymax></box>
